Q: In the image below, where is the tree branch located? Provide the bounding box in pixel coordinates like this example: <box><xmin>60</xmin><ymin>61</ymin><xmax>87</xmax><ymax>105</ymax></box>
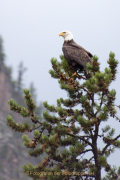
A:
<box><xmin>101</xmin><ymin>134</ymin><xmax>120</xmax><ymax>155</ymax></box>
<box><xmin>66</xmin><ymin>132</ymin><xmax>94</xmax><ymax>148</ymax></box>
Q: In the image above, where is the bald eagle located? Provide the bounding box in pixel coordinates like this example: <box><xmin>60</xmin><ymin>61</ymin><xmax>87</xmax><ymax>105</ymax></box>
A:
<box><xmin>59</xmin><ymin>30</ymin><xmax>93</xmax><ymax>70</ymax></box>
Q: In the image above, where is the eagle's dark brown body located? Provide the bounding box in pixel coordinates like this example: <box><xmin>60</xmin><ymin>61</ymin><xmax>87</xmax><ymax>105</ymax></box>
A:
<box><xmin>62</xmin><ymin>39</ymin><xmax>93</xmax><ymax>70</ymax></box>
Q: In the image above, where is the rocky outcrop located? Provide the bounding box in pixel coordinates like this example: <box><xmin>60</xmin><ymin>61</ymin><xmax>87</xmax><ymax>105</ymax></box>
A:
<box><xmin>0</xmin><ymin>56</ymin><xmax>43</xmax><ymax>180</ymax></box>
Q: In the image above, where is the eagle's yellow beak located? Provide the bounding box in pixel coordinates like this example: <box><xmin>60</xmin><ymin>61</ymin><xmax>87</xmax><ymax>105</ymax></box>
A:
<box><xmin>59</xmin><ymin>32</ymin><xmax>64</xmax><ymax>37</ymax></box>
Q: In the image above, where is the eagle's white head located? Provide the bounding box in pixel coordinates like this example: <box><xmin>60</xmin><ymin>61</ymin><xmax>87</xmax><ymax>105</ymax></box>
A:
<box><xmin>59</xmin><ymin>30</ymin><xmax>73</xmax><ymax>41</ymax></box>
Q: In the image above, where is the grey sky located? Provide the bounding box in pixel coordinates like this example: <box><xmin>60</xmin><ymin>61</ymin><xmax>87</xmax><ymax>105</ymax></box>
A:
<box><xmin>0</xmin><ymin>0</ymin><xmax>120</xmax><ymax>177</ymax></box>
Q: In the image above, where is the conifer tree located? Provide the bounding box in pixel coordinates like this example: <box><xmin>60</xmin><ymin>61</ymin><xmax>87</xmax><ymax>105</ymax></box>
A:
<box><xmin>7</xmin><ymin>52</ymin><xmax>120</xmax><ymax>180</ymax></box>
<box><xmin>17</xmin><ymin>61</ymin><xmax>27</xmax><ymax>94</ymax></box>
<box><xmin>30</xmin><ymin>82</ymin><xmax>37</xmax><ymax>103</ymax></box>
<box><xmin>0</xmin><ymin>36</ymin><xmax>5</xmax><ymax>62</ymax></box>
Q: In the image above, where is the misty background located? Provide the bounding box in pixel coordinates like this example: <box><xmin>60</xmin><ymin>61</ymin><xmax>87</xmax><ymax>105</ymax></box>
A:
<box><xmin>0</xmin><ymin>0</ymin><xmax>120</xmax><ymax>177</ymax></box>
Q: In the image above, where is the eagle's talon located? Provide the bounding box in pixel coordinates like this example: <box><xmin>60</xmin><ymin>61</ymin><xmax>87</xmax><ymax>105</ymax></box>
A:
<box><xmin>72</xmin><ymin>72</ymin><xmax>78</xmax><ymax>76</ymax></box>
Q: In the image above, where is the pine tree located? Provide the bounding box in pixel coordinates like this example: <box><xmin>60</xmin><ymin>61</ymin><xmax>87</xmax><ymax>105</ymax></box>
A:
<box><xmin>17</xmin><ymin>61</ymin><xmax>27</xmax><ymax>94</ymax></box>
<box><xmin>7</xmin><ymin>52</ymin><xmax>120</xmax><ymax>180</ymax></box>
<box><xmin>0</xmin><ymin>36</ymin><xmax>5</xmax><ymax>62</ymax></box>
<box><xmin>30</xmin><ymin>82</ymin><xmax>37</xmax><ymax>103</ymax></box>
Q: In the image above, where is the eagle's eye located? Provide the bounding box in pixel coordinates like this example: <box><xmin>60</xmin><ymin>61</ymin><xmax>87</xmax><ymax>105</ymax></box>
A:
<box><xmin>63</xmin><ymin>32</ymin><xmax>66</xmax><ymax>34</ymax></box>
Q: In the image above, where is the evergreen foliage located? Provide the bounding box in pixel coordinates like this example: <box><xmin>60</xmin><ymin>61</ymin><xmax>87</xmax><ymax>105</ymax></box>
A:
<box><xmin>17</xmin><ymin>61</ymin><xmax>27</xmax><ymax>94</ymax></box>
<box><xmin>30</xmin><ymin>82</ymin><xmax>37</xmax><ymax>102</ymax></box>
<box><xmin>0</xmin><ymin>36</ymin><xmax>5</xmax><ymax>61</ymax></box>
<box><xmin>7</xmin><ymin>52</ymin><xmax>120</xmax><ymax>180</ymax></box>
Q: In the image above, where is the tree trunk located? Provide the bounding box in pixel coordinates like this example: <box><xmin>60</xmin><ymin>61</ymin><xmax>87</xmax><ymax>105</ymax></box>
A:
<box><xmin>95</xmin><ymin>166</ymin><xmax>101</xmax><ymax>180</ymax></box>
<box><xmin>92</xmin><ymin>143</ymin><xmax>101</xmax><ymax>180</ymax></box>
